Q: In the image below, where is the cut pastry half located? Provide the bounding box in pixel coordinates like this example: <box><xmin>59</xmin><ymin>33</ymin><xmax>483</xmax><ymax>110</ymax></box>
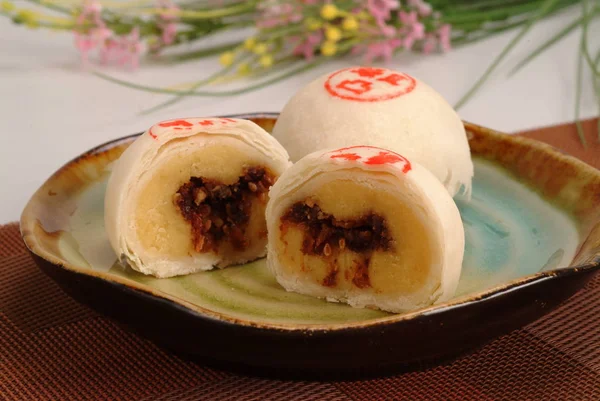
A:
<box><xmin>266</xmin><ymin>146</ymin><xmax>464</xmax><ymax>313</ymax></box>
<box><xmin>105</xmin><ymin>117</ymin><xmax>291</xmax><ymax>278</ymax></box>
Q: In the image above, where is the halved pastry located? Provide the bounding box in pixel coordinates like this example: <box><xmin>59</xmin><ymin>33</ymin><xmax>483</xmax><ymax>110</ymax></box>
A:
<box><xmin>105</xmin><ymin>117</ymin><xmax>291</xmax><ymax>278</ymax></box>
<box><xmin>266</xmin><ymin>146</ymin><xmax>464</xmax><ymax>313</ymax></box>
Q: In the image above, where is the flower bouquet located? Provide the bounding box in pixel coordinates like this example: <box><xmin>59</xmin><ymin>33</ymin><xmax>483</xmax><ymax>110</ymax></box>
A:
<box><xmin>2</xmin><ymin>0</ymin><xmax>599</xmax><ymax>142</ymax></box>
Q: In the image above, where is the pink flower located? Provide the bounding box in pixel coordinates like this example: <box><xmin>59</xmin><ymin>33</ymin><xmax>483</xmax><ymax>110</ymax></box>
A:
<box><xmin>397</xmin><ymin>9</ymin><xmax>425</xmax><ymax>50</ymax></box>
<box><xmin>74</xmin><ymin>34</ymin><xmax>96</xmax><ymax>64</ymax></box>
<box><xmin>77</xmin><ymin>0</ymin><xmax>104</xmax><ymax>27</ymax></box>
<box><xmin>364</xmin><ymin>38</ymin><xmax>401</xmax><ymax>63</ymax></box>
<box><xmin>422</xmin><ymin>35</ymin><xmax>436</xmax><ymax>54</ymax></box>
<box><xmin>399</xmin><ymin>10</ymin><xmax>418</xmax><ymax>26</ymax></box>
<box><xmin>99</xmin><ymin>38</ymin><xmax>121</xmax><ymax>64</ymax></box>
<box><xmin>438</xmin><ymin>24</ymin><xmax>451</xmax><ymax>52</ymax></box>
<box><xmin>119</xmin><ymin>27</ymin><xmax>143</xmax><ymax>69</ymax></box>
<box><xmin>156</xmin><ymin>0</ymin><xmax>179</xmax><ymax>46</ymax></box>
<box><xmin>157</xmin><ymin>0</ymin><xmax>178</xmax><ymax>21</ymax></box>
<box><xmin>408</xmin><ymin>0</ymin><xmax>432</xmax><ymax>17</ymax></box>
<box><xmin>74</xmin><ymin>0</ymin><xmax>112</xmax><ymax>65</ymax></box>
<box><xmin>257</xmin><ymin>18</ymin><xmax>280</xmax><ymax>29</ymax></box>
<box><xmin>351</xmin><ymin>44</ymin><xmax>364</xmax><ymax>56</ymax></box>
<box><xmin>161</xmin><ymin>23</ymin><xmax>177</xmax><ymax>45</ymax></box>
<box><xmin>403</xmin><ymin>34</ymin><xmax>415</xmax><ymax>51</ymax></box>
<box><xmin>380</xmin><ymin>23</ymin><xmax>396</xmax><ymax>37</ymax></box>
<box><xmin>293</xmin><ymin>32</ymin><xmax>323</xmax><ymax>61</ymax></box>
<box><xmin>367</xmin><ymin>0</ymin><xmax>400</xmax><ymax>23</ymax></box>
<box><xmin>289</xmin><ymin>13</ymin><xmax>302</xmax><ymax>23</ymax></box>
<box><xmin>257</xmin><ymin>2</ymin><xmax>299</xmax><ymax>28</ymax></box>
<box><xmin>412</xmin><ymin>22</ymin><xmax>425</xmax><ymax>39</ymax></box>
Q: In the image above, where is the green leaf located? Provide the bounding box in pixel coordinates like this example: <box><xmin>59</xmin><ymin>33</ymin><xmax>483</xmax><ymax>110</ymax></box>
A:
<box><xmin>594</xmin><ymin>49</ymin><xmax>600</xmax><ymax>141</ymax></box>
<box><xmin>140</xmin><ymin>52</ymin><xmax>252</xmax><ymax>115</ymax></box>
<box><xmin>94</xmin><ymin>59</ymin><xmax>324</xmax><ymax>98</ymax></box>
<box><xmin>23</xmin><ymin>0</ymin><xmax>71</xmax><ymax>15</ymax></box>
<box><xmin>574</xmin><ymin>28</ymin><xmax>587</xmax><ymax>148</ymax></box>
<box><xmin>168</xmin><ymin>41</ymin><xmax>241</xmax><ymax>62</ymax></box>
<box><xmin>454</xmin><ymin>0</ymin><xmax>562</xmax><ymax>110</ymax></box>
<box><xmin>508</xmin><ymin>13</ymin><xmax>589</xmax><ymax>76</ymax></box>
<box><xmin>581</xmin><ymin>0</ymin><xmax>600</xmax><ymax>76</ymax></box>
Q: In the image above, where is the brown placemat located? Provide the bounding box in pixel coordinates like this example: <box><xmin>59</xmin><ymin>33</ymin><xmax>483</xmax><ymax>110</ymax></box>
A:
<box><xmin>2</xmin><ymin>119</ymin><xmax>599</xmax><ymax>401</ymax></box>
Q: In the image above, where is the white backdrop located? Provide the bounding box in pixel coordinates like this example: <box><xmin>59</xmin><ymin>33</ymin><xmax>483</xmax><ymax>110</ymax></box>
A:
<box><xmin>1</xmin><ymin>6</ymin><xmax>599</xmax><ymax>223</ymax></box>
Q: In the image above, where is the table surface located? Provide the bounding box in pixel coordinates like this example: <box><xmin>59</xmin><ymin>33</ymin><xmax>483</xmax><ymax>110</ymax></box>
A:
<box><xmin>1</xmin><ymin>6</ymin><xmax>599</xmax><ymax>224</ymax></box>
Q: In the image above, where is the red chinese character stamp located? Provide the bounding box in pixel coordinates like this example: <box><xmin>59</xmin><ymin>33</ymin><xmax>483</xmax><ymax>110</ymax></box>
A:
<box><xmin>324</xmin><ymin>67</ymin><xmax>416</xmax><ymax>102</ymax></box>
<box><xmin>148</xmin><ymin>118</ymin><xmax>238</xmax><ymax>139</ymax></box>
<box><xmin>328</xmin><ymin>146</ymin><xmax>412</xmax><ymax>173</ymax></box>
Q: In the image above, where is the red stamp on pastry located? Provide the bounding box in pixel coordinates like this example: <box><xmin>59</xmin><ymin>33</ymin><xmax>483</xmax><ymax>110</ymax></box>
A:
<box><xmin>328</xmin><ymin>146</ymin><xmax>411</xmax><ymax>173</ymax></box>
<box><xmin>149</xmin><ymin>119</ymin><xmax>194</xmax><ymax>138</ymax></box>
<box><xmin>149</xmin><ymin>118</ymin><xmax>237</xmax><ymax>139</ymax></box>
<box><xmin>324</xmin><ymin>67</ymin><xmax>416</xmax><ymax>102</ymax></box>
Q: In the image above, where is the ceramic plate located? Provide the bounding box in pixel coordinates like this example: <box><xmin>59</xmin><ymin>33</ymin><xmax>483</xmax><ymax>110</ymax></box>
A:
<box><xmin>21</xmin><ymin>113</ymin><xmax>600</xmax><ymax>378</ymax></box>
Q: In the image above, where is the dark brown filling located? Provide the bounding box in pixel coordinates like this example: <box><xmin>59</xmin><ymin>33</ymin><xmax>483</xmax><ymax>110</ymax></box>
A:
<box><xmin>281</xmin><ymin>201</ymin><xmax>392</xmax><ymax>256</ymax></box>
<box><xmin>174</xmin><ymin>166</ymin><xmax>275</xmax><ymax>253</ymax></box>
<box><xmin>280</xmin><ymin>201</ymin><xmax>392</xmax><ymax>288</ymax></box>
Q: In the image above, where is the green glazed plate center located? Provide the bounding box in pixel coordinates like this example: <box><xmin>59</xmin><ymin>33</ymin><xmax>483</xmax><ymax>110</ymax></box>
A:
<box><xmin>58</xmin><ymin>157</ymin><xmax>578</xmax><ymax>325</ymax></box>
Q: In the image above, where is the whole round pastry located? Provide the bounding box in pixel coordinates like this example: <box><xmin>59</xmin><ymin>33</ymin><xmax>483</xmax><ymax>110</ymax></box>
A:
<box><xmin>105</xmin><ymin>117</ymin><xmax>291</xmax><ymax>278</ymax></box>
<box><xmin>266</xmin><ymin>146</ymin><xmax>464</xmax><ymax>313</ymax></box>
<box><xmin>272</xmin><ymin>66</ymin><xmax>473</xmax><ymax>197</ymax></box>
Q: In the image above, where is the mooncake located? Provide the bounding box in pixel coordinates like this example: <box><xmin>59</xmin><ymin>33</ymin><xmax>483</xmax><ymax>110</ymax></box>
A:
<box><xmin>272</xmin><ymin>66</ymin><xmax>474</xmax><ymax>198</ymax></box>
<box><xmin>105</xmin><ymin>117</ymin><xmax>291</xmax><ymax>278</ymax></box>
<box><xmin>265</xmin><ymin>146</ymin><xmax>464</xmax><ymax>313</ymax></box>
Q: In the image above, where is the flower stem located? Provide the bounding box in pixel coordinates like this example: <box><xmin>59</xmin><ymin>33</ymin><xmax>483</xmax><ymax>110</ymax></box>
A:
<box><xmin>508</xmin><ymin>10</ymin><xmax>596</xmax><ymax>76</ymax></box>
<box><xmin>95</xmin><ymin>60</ymin><xmax>325</xmax><ymax>97</ymax></box>
<box><xmin>140</xmin><ymin>52</ymin><xmax>251</xmax><ymax>114</ymax></box>
<box><xmin>454</xmin><ymin>0</ymin><xmax>561</xmax><ymax>110</ymax></box>
<box><xmin>574</xmin><ymin>22</ymin><xmax>587</xmax><ymax>148</ymax></box>
<box><xmin>443</xmin><ymin>0</ymin><xmax>553</xmax><ymax>23</ymax></box>
<box><xmin>448</xmin><ymin>0</ymin><xmax>540</xmax><ymax>12</ymax></box>
<box><xmin>581</xmin><ymin>0</ymin><xmax>600</xmax><ymax>76</ymax></box>
<box><xmin>135</xmin><ymin>2</ymin><xmax>257</xmax><ymax>20</ymax></box>
<box><xmin>22</xmin><ymin>0</ymin><xmax>71</xmax><ymax>15</ymax></box>
<box><xmin>452</xmin><ymin>18</ymin><xmax>533</xmax><ymax>47</ymax></box>
<box><xmin>169</xmin><ymin>41</ymin><xmax>241</xmax><ymax>62</ymax></box>
<box><xmin>594</xmin><ymin>49</ymin><xmax>600</xmax><ymax>141</ymax></box>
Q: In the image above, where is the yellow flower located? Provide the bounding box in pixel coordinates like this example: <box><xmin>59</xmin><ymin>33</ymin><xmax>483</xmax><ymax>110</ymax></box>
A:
<box><xmin>320</xmin><ymin>4</ymin><xmax>338</xmax><ymax>20</ymax></box>
<box><xmin>237</xmin><ymin>62</ymin><xmax>251</xmax><ymax>75</ymax></box>
<box><xmin>259</xmin><ymin>55</ymin><xmax>273</xmax><ymax>68</ymax></box>
<box><xmin>356</xmin><ymin>11</ymin><xmax>370</xmax><ymax>19</ymax></box>
<box><xmin>342</xmin><ymin>17</ymin><xmax>358</xmax><ymax>31</ymax></box>
<box><xmin>219</xmin><ymin>51</ymin><xmax>235</xmax><ymax>67</ymax></box>
<box><xmin>244</xmin><ymin>37</ymin><xmax>256</xmax><ymax>51</ymax></box>
<box><xmin>320</xmin><ymin>41</ymin><xmax>337</xmax><ymax>57</ymax></box>
<box><xmin>15</xmin><ymin>10</ymin><xmax>39</xmax><ymax>28</ymax></box>
<box><xmin>1</xmin><ymin>1</ymin><xmax>15</xmax><ymax>12</ymax></box>
<box><xmin>253</xmin><ymin>42</ymin><xmax>268</xmax><ymax>55</ymax></box>
<box><xmin>325</xmin><ymin>26</ymin><xmax>342</xmax><ymax>42</ymax></box>
<box><xmin>304</xmin><ymin>17</ymin><xmax>321</xmax><ymax>31</ymax></box>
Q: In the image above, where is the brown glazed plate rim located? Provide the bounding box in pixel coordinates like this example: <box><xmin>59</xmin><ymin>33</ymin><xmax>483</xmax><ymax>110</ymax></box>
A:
<box><xmin>19</xmin><ymin>112</ymin><xmax>600</xmax><ymax>332</ymax></box>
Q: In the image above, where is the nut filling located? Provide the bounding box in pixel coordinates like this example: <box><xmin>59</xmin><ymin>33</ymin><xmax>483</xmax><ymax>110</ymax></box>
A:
<box><xmin>174</xmin><ymin>167</ymin><xmax>275</xmax><ymax>253</ymax></box>
<box><xmin>280</xmin><ymin>200</ymin><xmax>393</xmax><ymax>288</ymax></box>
